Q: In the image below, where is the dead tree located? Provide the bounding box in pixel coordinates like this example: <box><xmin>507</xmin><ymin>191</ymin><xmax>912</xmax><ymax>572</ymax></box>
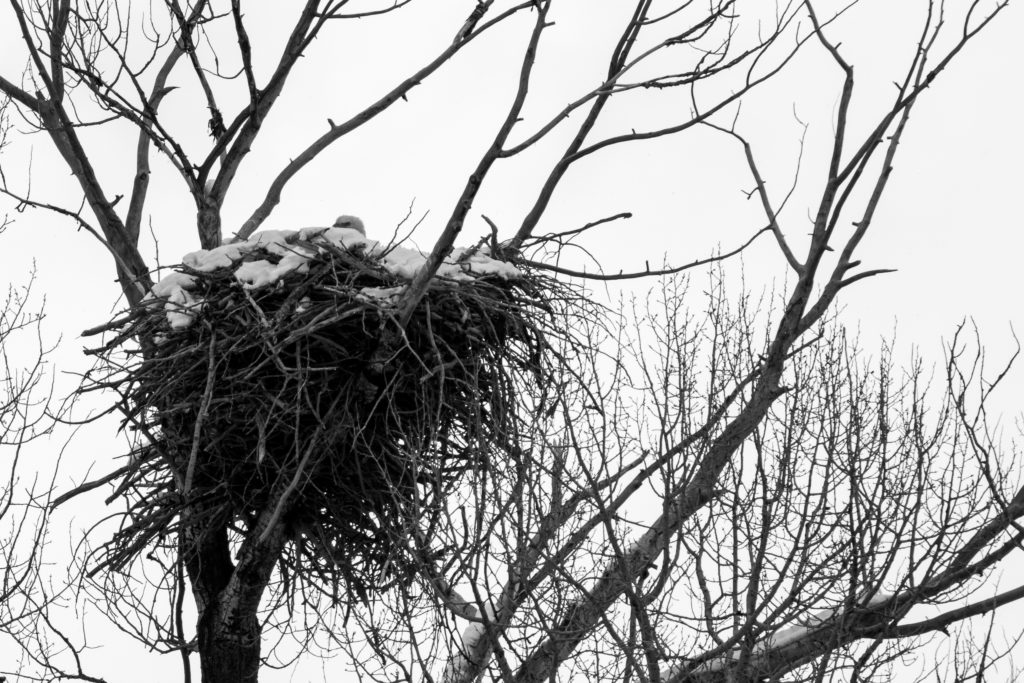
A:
<box><xmin>0</xmin><ymin>2</ymin><xmax>1019</xmax><ymax>682</ymax></box>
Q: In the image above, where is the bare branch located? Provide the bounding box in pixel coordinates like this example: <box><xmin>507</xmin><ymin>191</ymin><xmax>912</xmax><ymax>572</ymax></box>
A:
<box><xmin>235</xmin><ymin>1</ymin><xmax>537</xmax><ymax>241</ymax></box>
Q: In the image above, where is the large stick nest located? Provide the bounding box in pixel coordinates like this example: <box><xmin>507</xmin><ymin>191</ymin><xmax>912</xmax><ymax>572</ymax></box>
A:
<box><xmin>85</xmin><ymin>235</ymin><xmax>565</xmax><ymax>598</ymax></box>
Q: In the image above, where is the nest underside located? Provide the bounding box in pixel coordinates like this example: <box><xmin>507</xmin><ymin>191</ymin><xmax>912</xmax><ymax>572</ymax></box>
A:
<box><xmin>87</xmin><ymin>239</ymin><xmax>561</xmax><ymax>597</ymax></box>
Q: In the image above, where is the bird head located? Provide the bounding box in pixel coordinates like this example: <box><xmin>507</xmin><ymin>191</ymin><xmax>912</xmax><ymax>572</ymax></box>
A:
<box><xmin>333</xmin><ymin>215</ymin><xmax>365</xmax><ymax>235</ymax></box>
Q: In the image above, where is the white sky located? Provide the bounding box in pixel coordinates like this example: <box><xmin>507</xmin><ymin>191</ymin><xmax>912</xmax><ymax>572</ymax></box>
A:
<box><xmin>1</xmin><ymin>1</ymin><xmax>1022</xmax><ymax>681</ymax></box>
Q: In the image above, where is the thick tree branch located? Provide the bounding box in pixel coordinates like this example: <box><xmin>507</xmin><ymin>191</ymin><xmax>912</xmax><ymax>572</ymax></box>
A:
<box><xmin>235</xmin><ymin>1</ymin><xmax>537</xmax><ymax>241</ymax></box>
<box><xmin>886</xmin><ymin>582</ymin><xmax>1024</xmax><ymax>639</ymax></box>
<box><xmin>394</xmin><ymin>1</ymin><xmax>551</xmax><ymax>329</ymax></box>
<box><xmin>0</xmin><ymin>74</ymin><xmax>41</xmax><ymax>111</ymax></box>
<box><xmin>669</xmin><ymin>501</ymin><xmax>1024</xmax><ymax>682</ymax></box>
<box><xmin>507</xmin><ymin>4</ymin><xmax>805</xmax><ymax>251</ymax></box>
<box><xmin>5</xmin><ymin>0</ymin><xmax>151</xmax><ymax>304</ymax></box>
<box><xmin>126</xmin><ymin>0</ymin><xmax>210</xmax><ymax>243</ymax></box>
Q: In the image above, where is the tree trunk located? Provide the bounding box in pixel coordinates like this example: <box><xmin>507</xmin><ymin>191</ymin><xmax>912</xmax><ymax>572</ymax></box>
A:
<box><xmin>183</xmin><ymin>511</ymin><xmax>287</xmax><ymax>683</ymax></box>
<box><xmin>184</xmin><ymin>522</ymin><xmax>263</xmax><ymax>683</ymax></box>
<box><xmin>197</xmin><ymin>204</ymin><xmax>222</xmax><ymax>250</ymax></box>
<box><xmin>197</xmin><ymin>609</ymin><xmax>262</xmax><ymax>683</ymax></box>
<box><xmin>181</xmin><ymin>524</ymin><xmax>252</xmax><ymax>683</ymax></box>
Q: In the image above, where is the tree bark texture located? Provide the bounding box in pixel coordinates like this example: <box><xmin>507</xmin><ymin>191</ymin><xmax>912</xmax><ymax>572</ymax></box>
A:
<box><xmin>184</xmin><ymin>515</ymin><xmax>285</xmax><ymax>683</ymax></box>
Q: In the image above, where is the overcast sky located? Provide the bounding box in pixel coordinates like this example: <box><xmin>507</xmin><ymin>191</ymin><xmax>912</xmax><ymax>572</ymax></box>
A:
<box><xmin>1</xmin><ymin>1</ymin><xmax>1020</xmax><ymax>373</ymax></box>
<box><xmin>1</xmin><ymin>1</ymin><xmax>1022</xmax><ymax>681</ymax></box>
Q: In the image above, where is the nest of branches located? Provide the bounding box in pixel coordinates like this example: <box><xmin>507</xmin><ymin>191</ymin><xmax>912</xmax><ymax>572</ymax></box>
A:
<box><xmin>84</xmin><ymin>236</ymin><xmax>561</xmax><ymax>598</ymax></box>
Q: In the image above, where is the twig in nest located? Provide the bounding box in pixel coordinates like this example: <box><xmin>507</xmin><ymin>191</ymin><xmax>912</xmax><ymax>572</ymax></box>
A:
<box><xmin>184</xmin><ymin>333</ymin><xmax>218</xmax><ymax>494</ymax></box>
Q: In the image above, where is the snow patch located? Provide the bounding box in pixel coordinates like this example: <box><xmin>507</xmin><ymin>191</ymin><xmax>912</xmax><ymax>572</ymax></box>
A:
<box><xmin>687</xmin><ymin>595</ymin><xmax>894</xmax><ymax>676</ymax></box>
<box><xmin>163</xmin><ymin>286</ymin><xmax>202</xmax><ymax>330</ymax></box>
<box><xmin>149</xmin><ymin>271</ymin><xmax>197</xmax><ymax>298</ymax></box>
<box><xmin>442</xmin><ymin>603</ymin><xmax>498</xmax><ymax>683</ymax></box>
<box><xmin>867</xmin><ymin>591</ymin><xmax>894</xmax><ymax>607</ymax></box>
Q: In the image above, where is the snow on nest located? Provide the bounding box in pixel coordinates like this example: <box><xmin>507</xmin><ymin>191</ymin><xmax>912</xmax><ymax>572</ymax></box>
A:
<box><xmin>147</xmin><ymin>226</ymin><xmax>521</xmax><ymax>330</ymax></box>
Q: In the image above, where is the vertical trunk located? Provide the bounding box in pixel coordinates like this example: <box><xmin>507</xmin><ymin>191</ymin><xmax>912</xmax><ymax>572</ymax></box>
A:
<box><xmin>183</xmin><ymin>513</ymin><xmax>287</xmax><ymax>683</ymax></box>
<box><xmin>184</xmin><ymin>522</ymin><xmax>263</xmax><ymax>683</ymax></box>
<box><xmin>198</xmin><ymin>203</ymin><xmax>222</xmax><ymax>249</ymax></box>
<box><xmin>197</xmin><ymin>610</ymin><xmax>262</xmax><ymax>683</ymax></box>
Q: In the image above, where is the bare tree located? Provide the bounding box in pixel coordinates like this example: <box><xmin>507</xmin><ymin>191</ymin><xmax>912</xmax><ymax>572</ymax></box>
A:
<box><xmin>0</xmin><ymin>1</ymin><xmax>1020</xmax><ymax>682</ymax></box>
<box><xmin>0</xmin><ymin>268</ymin><xmax>74</xmax><ymax>681</ymax></box>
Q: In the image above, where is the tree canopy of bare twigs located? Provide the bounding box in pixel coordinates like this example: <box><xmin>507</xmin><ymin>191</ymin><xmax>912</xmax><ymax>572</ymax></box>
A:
<box><xmin>0</xmin><ymin>1</ymin><xmax>1021</xmax><ymax>683</ymax></box>
<box><xmin>0</xmin><ymin>273</ymin><xmax>68</xmax><ymax>680</ymax></box>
